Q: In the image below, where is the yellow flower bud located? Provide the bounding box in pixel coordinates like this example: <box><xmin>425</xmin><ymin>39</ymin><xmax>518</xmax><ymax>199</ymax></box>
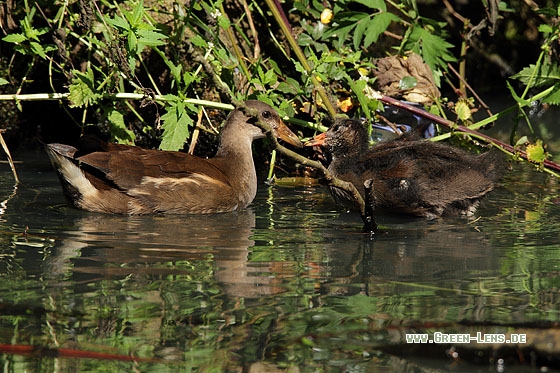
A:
<box><xmin>320</xmin><ymin>8</ymin><xmax>333</xmax><ymax>24</ymax></box>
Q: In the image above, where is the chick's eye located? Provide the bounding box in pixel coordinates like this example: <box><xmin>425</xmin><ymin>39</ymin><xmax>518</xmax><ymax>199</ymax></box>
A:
<box><xmin>261</xmin><ymin>111</ymin><xmax>272</xmax><ymax>119</ymax></box>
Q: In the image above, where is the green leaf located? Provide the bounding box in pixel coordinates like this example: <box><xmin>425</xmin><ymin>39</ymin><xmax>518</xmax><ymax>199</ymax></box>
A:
<box><xmin>404</xmin><ymin>26</ymin><xmax>456</xmax><ymax>86</ymax></box>
<box><xmin>30</xmin><ymin>41</ymin><xmax>47</xmax><ymax>59</ymax></box>
<box><xmin>136</xmin><ymin>29</ymin><xmax>168</xmax><ymax>47</ymax></box>
<box><xmin>526</xmin><ymin>139</ymin><xmax>547</xmax><ymax>165</ymax></box>
<box><xmin>542</xmin><ymin>82</ymin><xmax>560</xmax><ymax>105</ymax></box>
<box><xmin>311</xmin><ymin>22</ymin><xmax>326</xmax><ymax>40</ymax></box>
<box><xmin>217</xmin><ymin>14</ymin><xmax>231</xmax><ymax>29</ymax></box>
<box><xmin>2</xmin><ymin>33</ymin><xmax>26</xmax><ymax>43</ymax></box>
<box><xmin>455</xmin><ymin>101</ymin><xmax>472</xmax><ymax>121</ymax></box>
<box><xmin>352</xmin><ymin>14</ymin><xmax>370</xmax><ymax>51</ymax></box>
<box><xmin>277</xmin><ymin>82</ymin><xmax>298</xmax><ymax>95</ymax></box>
<box><xmin>130</xmin><ymin>0</ymin><xmax>145</xmax><ymax>26</ymax></box>
<box><xmin>190</xmin><ymin>34</ymin><xmax>208</xmax><ymax>48</ymax></box>
<box><xmin>323</xmin><ymin>22</ymin><xmax>356</xmax><ymax>47</ymax></box>
<box><xmin>301</xmin><ymin>336</ymin><xmax>315</xmax><ymax>347</ymax></box>
<box><xmin>67</xmin><ymin>68</ymin><xmax>101</xmax><ymax>108</ymax></box>
<box><xmin>107</xmin><ymin>109</ymin><xmax>136</xmax><ymax>144</ymax></box>
<box><xmin>22</xmin><ymin>24</ymin><xmax>41</xmax><ymax>41</ymax></box>
<box><xmin>297</xmin><ymin>33</ymin><xmax>313</xmax><ymax>47</ymax></box>
<box><xmin>510</xmin><ymin>63</ymin><xmax>560</xmax><ymax>88</ymax></box>
<box><xmin>106</xmin><ymin>15</ymin><xmax>130</xmax><ymax>31</ymax></box>
<box><xmin>0</xmin><ymin>78</ymin><xmax>9</xmax><ymax>86</ymax></box>
<box><xmin>538</xmin><ymin>24</ymin><xmax>553</xmax><ymax>34</ymax></box>
<box><xmin>213</xmin><ymin>48</ymin><xmax>237</xmax><ymax>68</ymax></box>
<box><xmin>363</xmin><ymin>12</ymin><xmax>400</xmax><ymax>48</ymax></box>
<box><xmin>353</xmin><ymin>0</ymin><xmax>386</xmax><ymax>11</ymax></box>
<box><xmin>515</xmin><ymin>136</ymin><xmax>529</xmax><ymax>147</ymax></box>
<box><xmin>159</xmin><ymin>101</ymin><xmax>192</xmax><ymax>151</ymax></box>
<box><xmin>182</xmin><ymin>70</ymin><xmax>199</xmax><ymax>88</ymax></box>
<box><xmin>348</xmin><ymin>79</ymin><xmax>371</xmax><ymax>119</ymax></box>
<box><xmin>128</xmin><ymin>31</ymin><xmax>138</xmax><ymax>54</ymax></box>
<box><xmin>399</xmin><ymin>75</ymin><xmax>417</xmax><ymax>90</ymax></box>
<box><xmin>164</xmin><ymin>59</ymin><xmax>182</xmax><ymax>82</ymax></box>
<box><xmin>127</xmin><ymin>55</ymin><xmax>137</xmax><ymax>74</ymax></box>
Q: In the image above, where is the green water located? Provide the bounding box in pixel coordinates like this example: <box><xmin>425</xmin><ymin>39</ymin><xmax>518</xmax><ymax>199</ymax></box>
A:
<box><xmin>1</xmin><ymin>149</ymin><xmax>559</xmax><ymax>372</ymax></box>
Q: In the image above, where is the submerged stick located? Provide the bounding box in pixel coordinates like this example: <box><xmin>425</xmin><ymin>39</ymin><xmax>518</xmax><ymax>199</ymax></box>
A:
<box><xmin>362</xmin><ymin>179</ymin><xmax>378</xmax><ymax>233</ymax></box>
<box><xmin>0</xmin><ymin>343</ymin><xmax>157</xmax><ymax>362</ymax></box>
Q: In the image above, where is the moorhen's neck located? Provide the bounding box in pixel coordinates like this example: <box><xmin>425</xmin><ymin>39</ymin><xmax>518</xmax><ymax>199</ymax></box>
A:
<box><xmin>213</xmin><ymin>117</ymin><xmax>263</xmax><ymax>208</ymax></box>
<box><xmin>215</xmin><ymin>128</ymin><xmax>258</xmax><ymax>158</ymax></box>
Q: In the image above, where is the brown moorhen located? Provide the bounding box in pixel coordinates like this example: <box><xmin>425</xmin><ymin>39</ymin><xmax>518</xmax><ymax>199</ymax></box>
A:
<box><xmin>46</xmin><ymin>100</ymin><xmax>302</xmax><ymax>214</ymax></box>
<box><xmin>307</xmin><ymin>118</ymin><xmax>503</xmax><ymax>219</ymax></box>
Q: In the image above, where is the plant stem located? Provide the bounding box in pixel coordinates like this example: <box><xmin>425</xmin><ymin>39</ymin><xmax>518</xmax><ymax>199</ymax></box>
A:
<box><xmin>219</xmin><ymin>4</ymin><xmax>251</xmax><ymax>80</ymax></box>
<box><xmin>459</xmin><ymin>20</ymin><xmax>468</xmax><ymax>97</ymax></box>
<box><xmin>264</xmin><ymin>0</ymin><xmax>337</xmax><ymax>118</ymax></box>
<box><xmin>0</xmin><ymin>92</ymin><xmax>322</xmax><ymax>131</ymax></box>
<box><xmin>267</xmin><ymin>150</ymin><xmax>277</xmax><ymax>181</ymax></box>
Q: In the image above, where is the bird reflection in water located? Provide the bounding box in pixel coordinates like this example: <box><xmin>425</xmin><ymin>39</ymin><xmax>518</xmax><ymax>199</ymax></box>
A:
<box><xmin>43</xmin><ymin>209</ymin><xmax>287</xmax><ymax>299</ymax></box>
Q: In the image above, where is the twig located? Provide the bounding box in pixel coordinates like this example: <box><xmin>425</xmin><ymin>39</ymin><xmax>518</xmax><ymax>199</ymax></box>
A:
<box><xmin>363</xmin><ymin>179</ymin><xmax>378</xmax><ymax>233</ymax></box>
<box><xmin>447</xmin><ymin>63</ymin><xmax>494</xmax><ymax>120</ymax></box>
<box><xmin>0</xmin><ymin>92</ymin><xmax>326</xmax><ymax>132</ymax></box>
<box><xmin>241</xmin><ymin>0</ymin><xmax>261</xmax><ymax>61</ymax></box>
<box><xmin>0</xmin><ymin>130</ymin><xmax>19</xmax><ymax>184</ymax></box>
<box><xmin>0</xmin><ymin>343</ymin><xmax>158</xmax><ymax>363</ymax></box>
<box><xmin>442</xmin><ymin>0</ymin><xmax>470</xmax><ymax>25</ymax></box>
<box><xmin>374</xmin><ymin>92</ymin><xmax>560</xmax><ymax>175</ymax></box>
<box><xmin>0</xmin><ymin>92</ymin><xmax>234</xmax><ymax>109</ymax></box>
<box><xmin>188</xmin><ymin>109</ymin><xmax>204</xmax><ymax>155</ymax></box>
<box><xmin>236</xmin><ymin>101</ymin><xmax>367</xmax><ymax>217</ymax></box>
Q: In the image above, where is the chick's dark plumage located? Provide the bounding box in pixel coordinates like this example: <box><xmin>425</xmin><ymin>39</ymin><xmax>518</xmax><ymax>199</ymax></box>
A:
<box><xmin>320</xmin><ymin>118</ymin><xmax>502</xmax><ymax>219</ymax></box>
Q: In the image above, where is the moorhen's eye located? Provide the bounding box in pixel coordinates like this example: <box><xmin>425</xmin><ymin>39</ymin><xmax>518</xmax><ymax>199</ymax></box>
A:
<box><xmin>262</xmin><ymin>111</ymin><xmax>272</xmax><ymax>119</ymax></box>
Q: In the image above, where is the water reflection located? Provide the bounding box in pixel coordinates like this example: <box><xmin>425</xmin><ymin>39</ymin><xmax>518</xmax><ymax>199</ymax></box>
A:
<box><xmin>44</xmin><ymin>210</ymin><xmax>289</xmax><ymax>300</ymax></box>
<box><xmin>1</xmin><ymin>154</ymin><xmax>560</xmax><ymax>371</ymax></box>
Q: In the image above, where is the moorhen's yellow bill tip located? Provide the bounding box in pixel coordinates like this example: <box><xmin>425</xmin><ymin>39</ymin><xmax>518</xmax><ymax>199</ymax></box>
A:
<box><xmin>274</xmin><ymin>119</ymin><xmax>303</xmax><ymax>148</ymax></box>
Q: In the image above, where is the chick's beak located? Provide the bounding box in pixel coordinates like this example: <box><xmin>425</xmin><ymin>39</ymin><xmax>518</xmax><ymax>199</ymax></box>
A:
<box><xmin>304</xmin><ymin>132</ymin><xmax>326</xmax><ymax>147</ymax></box>
<box><xmin>272</xmin><ymin>120</ymin><xmax>303</xmax><ymax>148</ymax></box>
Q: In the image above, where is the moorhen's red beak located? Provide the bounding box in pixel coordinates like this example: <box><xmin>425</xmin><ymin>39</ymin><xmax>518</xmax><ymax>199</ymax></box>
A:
<box><xmin>304</xmin><ymin>132</ymin><xmax>326</xmax><ymax>147</ymax></box>
<box><xmin>273</xmin><ymin>119</ymin><xmax>303</xmax><ymax>148</ymax></box>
